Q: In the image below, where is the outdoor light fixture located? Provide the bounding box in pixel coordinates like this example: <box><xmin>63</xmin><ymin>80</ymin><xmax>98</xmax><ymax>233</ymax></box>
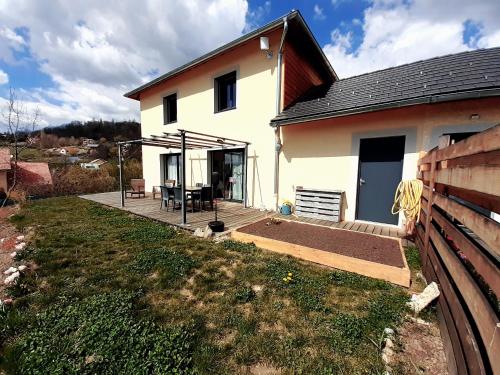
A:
<box><xmin>260</xmin><ymin>36</ymin><xmax>273</xmax><ymax>59</ymax></box>
<box><xmin>470</xmin><ymin>114</ymin><xmax>480</xmax><ymax>120</ymax></box>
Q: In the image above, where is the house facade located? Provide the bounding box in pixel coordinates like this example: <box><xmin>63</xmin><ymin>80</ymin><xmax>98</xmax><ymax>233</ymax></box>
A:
<box><xmin>125</xmin><ymin>10</ymin><xmax>500</xmax><ymax>227</ymax></box>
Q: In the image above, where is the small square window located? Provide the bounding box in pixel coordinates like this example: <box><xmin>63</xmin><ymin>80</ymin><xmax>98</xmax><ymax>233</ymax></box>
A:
<box><xmin>163</xmin><ymin>93</ymin><xmax>177</xmax><ymax>124</ymax></box>
<box><xmin>215</xmin><ymin>71</ymin><xmax>236</xmax><ymax>112</ymax></box>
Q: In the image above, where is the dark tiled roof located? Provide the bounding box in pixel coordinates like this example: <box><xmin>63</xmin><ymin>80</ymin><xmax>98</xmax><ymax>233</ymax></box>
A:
<box><xmin>272</xmin><ymin>47</ymin><xmax>500</xmax><ymax>125</ymax></box>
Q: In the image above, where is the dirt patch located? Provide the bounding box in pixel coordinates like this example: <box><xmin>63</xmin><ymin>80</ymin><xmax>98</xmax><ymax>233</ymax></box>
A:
<box><xmin>237</xmin><ymin>219</ymin><xmax>404</xmax><ymax>267</ymax></box>
<box><xmin>393</xmin><ymin>318</ymin><xmax>448</xmax><ymax>374</ymax></box>
<box><xmin>248</xmin><ymin>363</ymin><xmax>282</xmax><ymax>375</ymax></box>
<box><xmin>0</xmin><ymin>206</ymin><xmax>22</xmax><ymax>299</ymax></box>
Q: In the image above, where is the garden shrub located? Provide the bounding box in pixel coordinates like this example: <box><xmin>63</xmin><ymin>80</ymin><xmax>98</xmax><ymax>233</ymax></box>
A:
<box><xmin>3</xmin><ymin>291</ymin><xmax>195</xmax><ymax>374</ymax></box>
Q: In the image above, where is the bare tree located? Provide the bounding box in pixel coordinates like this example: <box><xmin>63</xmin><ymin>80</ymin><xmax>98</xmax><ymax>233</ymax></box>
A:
<box><xmin>1</xmin><ymin>87</ymin><xmax>41</xmax><ymax>205</ymax></box>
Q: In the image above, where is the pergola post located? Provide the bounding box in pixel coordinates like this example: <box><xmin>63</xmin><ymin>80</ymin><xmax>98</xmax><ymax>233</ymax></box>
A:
<box><xmin>180</xmin><ymin>130</ymin><xmax>187</xmax><ymax>225</ymax></box>
<box><xmin>243</xmin><ymin>144</ymin><xmax>248</xmax><ymax>208</ymax></box>
<box><xmin>118</xmin><ymin>144</ymin><xmax>125</xmax><ymax>207</ymax></box>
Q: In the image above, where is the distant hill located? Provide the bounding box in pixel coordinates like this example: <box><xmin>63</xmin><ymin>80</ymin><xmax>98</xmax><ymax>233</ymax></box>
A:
<box><xmin>42</xmin><ymin>120</ymin><xmax>141</xmax><ymax>141</ymax></box>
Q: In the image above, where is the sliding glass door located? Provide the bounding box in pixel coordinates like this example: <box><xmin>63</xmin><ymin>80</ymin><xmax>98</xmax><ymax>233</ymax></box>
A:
<box><xmin>210</xmin><ymin>149</ymin><xmax>244</xmax><ymax>202</ymax></box>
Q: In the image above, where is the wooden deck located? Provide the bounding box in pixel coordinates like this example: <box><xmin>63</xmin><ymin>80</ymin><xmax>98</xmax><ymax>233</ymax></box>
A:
<box><xmin>80</xmin><ymin>192</ymin><xmax>411</xmax><ymax>245</ymax></box>
<box><xmin>80</xmin><ymin>191</ymin><xmax>270</xmax><ymax>233</ymax></box>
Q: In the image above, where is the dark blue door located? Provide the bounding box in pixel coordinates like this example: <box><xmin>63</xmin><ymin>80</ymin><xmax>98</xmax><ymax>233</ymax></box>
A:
<box><xmin>356</xmin><ymin>136</ymin><xmax>405</xmax><ymax>225</ymax></box>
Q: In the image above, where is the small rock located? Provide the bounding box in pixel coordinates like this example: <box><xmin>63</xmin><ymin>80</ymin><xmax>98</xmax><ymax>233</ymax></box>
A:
<box><xmin>408</xmin><ymin>316</ymin><xmax>430</xmax><ymax>325</ymax></box>
<box><xmin>381</xmin><ymin>347</ymin><xmax>394</xmax><ymax>364</ymax></box>
<box><xmin>15</xmin><ymin>242</ymin><xmax>26</xmax><ymax>250</ymax></box>
<box><xmin>2</xmin><ymin>298</ymin><xmax>13</xmax><ymax>305</ymax></box>
<box><xmin>4</xmin><ymin>271</ymin><xmax>20</xmax><ymax>285</ymax></box>
<box><xmin>194</xmin><ymin>228</ymin><xmax>204</xmax><ymax>237</ymax></box>
<box><xmin>18</xmin><ymin>265</ymin><xmax>28</xmax><ymax>271</ymax></box>
<box><xmin>385</xmin><ymin>338</ymin><xmax>394</xmax><ymax>349</ymax></box>
<box><xmin>9</xmin><ymin>251</ymin><xmax>16</xmax><ymax>258</ymax></box>
<box><xmin>16</xmin><ymin>235</ymin><xmax>25</xmax><ymax>241</ymax></box>
<box><xmin>0</xmin><ymin>238</ymin><xmax>4</xmax><ymax>244</ymax></box>
<box><xmin>4</xmin><ymin>266</ymin><xmax>18</xmax><ymax>275</ymax></box>
<box><xmin>384</xmin><ymin>327</ymin><xmax>395</xmax><ymax>336</ymax></box>
<box><xmin>203</xmin><ymin>225</ymin><xmax>213</xmax><ymax>238</ymax></box>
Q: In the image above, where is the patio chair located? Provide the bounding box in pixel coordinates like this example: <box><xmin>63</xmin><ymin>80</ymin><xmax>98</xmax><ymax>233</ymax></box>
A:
<box><xmin>160</xmin><ymin>185</ymin><xmax>174</xmax><ymax>210</ymax></box>
<box><xmin>126</xmin><ymin>179</ymin><xmax>145</xmax><ymax>198</ymax></box>
<box><xmin>191</xmin><ymin>186</ymin><xmax>213</xmax><ymax>212</ymax></box>
<box><xmin>165</xmin><ymin>179</ymin><xmax>176</xmax><ymax>187</ymax></box>
<box><xmin>173</xmin><ymin>187</ymin><xmax>194</xmax><ymax>212</ymax></box>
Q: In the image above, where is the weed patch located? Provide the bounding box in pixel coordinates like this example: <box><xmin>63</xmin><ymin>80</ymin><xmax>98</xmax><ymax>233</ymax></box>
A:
<box><xmin>3</xmin><ymin>291</ymin><xmax>195</xmax><ymax>374</ymax></box>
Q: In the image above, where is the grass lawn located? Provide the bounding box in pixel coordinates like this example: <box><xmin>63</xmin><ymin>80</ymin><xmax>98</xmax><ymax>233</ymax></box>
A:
<box><xmin>1</xmin><ymin>197</ymin><xmax>415</xmax><ymax>374</ymax></box>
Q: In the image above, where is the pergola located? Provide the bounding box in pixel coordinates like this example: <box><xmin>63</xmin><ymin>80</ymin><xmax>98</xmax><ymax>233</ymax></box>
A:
<box><xmin>117</xmin><ymin>129</ymin><xmax>250</xmax><ymax>226</ymax></box>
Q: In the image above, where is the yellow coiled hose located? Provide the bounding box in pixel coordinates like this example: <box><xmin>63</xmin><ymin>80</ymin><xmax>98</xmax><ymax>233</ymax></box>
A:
<box><xmin>391</xmin><ymin>179</ymin><xmax>423</xmax><ymax>226</ymax></box>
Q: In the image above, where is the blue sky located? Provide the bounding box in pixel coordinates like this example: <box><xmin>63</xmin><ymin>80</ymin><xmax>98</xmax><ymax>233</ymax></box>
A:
<box><xmin>0</xmin><ymin>0</ymin><xmax>499</xmax><ymax>129</ymax></box>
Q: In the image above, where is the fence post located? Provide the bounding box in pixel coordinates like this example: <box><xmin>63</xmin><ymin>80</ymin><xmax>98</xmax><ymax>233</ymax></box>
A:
<box><xmin>423</xmin><ymin>151</ymin><xmax>436</xmax><ymax>274</ymax></box>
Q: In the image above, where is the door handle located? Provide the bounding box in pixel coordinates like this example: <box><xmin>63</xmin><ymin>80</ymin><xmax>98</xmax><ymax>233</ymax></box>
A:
<box><xmin>359</xmin><ymin>178</ymin><xmax>366</xmax><ymax>186</ymax></box>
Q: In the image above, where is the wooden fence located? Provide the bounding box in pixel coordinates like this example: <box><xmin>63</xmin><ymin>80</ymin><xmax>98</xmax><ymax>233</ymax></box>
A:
<box><xmin>416</xmin><ymin>125</ymin><xmax>499</xmax><ymax>374</ymax></box>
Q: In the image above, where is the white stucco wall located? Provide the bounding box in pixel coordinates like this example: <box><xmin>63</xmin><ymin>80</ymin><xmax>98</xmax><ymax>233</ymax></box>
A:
<box><xmin>139</xmin><ymin>29</ymin><xmax>282</xmax><ymax>209</ymax></box>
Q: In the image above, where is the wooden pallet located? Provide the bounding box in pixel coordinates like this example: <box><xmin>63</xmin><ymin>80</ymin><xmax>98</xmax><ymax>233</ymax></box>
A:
<box><xmin>295</xmin><ymin>187</ymin><xmax>343</xmax><ymax>222</ymax></box>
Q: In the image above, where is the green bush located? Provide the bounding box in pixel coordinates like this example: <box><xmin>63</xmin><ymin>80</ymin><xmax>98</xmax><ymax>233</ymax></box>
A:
<box><xmin>405</xmin><ymin>246</ymin><xmax>422</xmax><ymax>271</ymax></box>
<box><xmin>3</xmin><ymin>291</ymin><xmax>195</xmax><ymax>374</ymax></box>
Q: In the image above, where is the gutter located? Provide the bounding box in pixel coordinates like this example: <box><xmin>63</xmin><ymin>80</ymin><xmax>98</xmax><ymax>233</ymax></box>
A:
<box><xmin>273</xmin><ymin>15</ymin><xmax>288</xmax><ymax>210</ymax></box>
<box><xmin>270</xmin><ymin>87</ymin><xmax>500</xmax><ymax>127</ymax></box>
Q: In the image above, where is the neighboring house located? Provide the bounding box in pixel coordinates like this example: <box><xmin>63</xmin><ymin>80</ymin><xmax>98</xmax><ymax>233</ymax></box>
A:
<box><xmin>80</xmin><ymin>158</ymin><xmax>107</xmax><ymax>170</ymax></box>
<box><xmin>0</xmin><ymin>148</ymin><xmax>53</xmax><ymax>196</ymax></box>
<box><xmin>0</xmin><ymin>148</ymin><xmax>11</xmax><ymax>194</ymax></box>
<box><xmin>125</xmin><ymin>10</ymin><xmax>500</xmax><ymax>227</ymax></box>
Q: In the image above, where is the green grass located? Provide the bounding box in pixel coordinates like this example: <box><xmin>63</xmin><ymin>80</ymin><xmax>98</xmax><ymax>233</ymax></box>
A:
<box><xmin>1</xmin><ymin>196</ymin><xmax>411</xmax><ymax>374</ymax></box>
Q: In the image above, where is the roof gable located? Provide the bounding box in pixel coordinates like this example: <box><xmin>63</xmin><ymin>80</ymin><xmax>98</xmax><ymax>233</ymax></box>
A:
<box><xmin>124</xmin><ymin>10</ymin><xmax>335</xmax><ymax>100</ymax></box>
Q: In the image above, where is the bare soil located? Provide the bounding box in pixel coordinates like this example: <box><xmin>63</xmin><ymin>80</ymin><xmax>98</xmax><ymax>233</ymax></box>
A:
<box><xmin>237</xmin><ymin>219</ymin><xmax>405</xmax><ymax>267</ymax></box>
<box><xmin>0</xmin><ymin>206</ymin><xmax>21</xmax><ymax>299</ymax></box>
<box><xmin>393</xmin><ymin>318</ymin><xmax>449</xmax><ymax>374</ymax></box>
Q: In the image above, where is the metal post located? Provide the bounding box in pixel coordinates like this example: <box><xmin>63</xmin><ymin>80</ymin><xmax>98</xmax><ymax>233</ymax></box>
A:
<box><xmin>243</xmin><ymin>144</ymin><xmax>248</xmax><ymax>208</ymax></box>
<box><xmin>118</xmin><ymin>144</ymin><xmax>125</xmax><ymax>207</ymax></box>
<box><xmin>180</xmin><ymin>130</ymin><xmax>187</xmax><ymax>225</ymax></box>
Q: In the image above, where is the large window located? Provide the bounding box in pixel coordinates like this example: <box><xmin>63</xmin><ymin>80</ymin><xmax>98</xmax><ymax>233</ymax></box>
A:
<box><xmin>163</xmin><ymin>154</ymin><xmax>180</xmax><ymax>185</ymax></box>
<box><xmin>163</xmin><ymin>93</ymin><xmax>177</xmax><ymax>124</ymax></box>
<box><xmin>215</xmin><ymin>71</ymin><xmax>236</xmax><ymax>112</ymax></box>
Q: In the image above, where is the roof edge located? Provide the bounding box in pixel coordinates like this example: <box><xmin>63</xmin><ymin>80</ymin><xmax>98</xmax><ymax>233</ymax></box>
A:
<box><xmin>125</xmin><ymin>10</ymin><xmax>313</xmax><ymax>100</ymax></box>
<box><xmin>270</xmin><ymin>87</ymin><xmax>500</xmax><ymax>127</ymax></box>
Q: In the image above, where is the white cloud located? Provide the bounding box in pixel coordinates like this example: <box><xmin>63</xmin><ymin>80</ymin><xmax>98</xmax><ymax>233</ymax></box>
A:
<box><xmin>324</xmin><ymin>0</ymin><xmax>500</xmax><ymax>78</ymax></box>
<box><xmin>245</xmin><ymin>1</ymin><xmax>271</xmax><ymax>32</ymax></box>
<box><xmin>0</xmin><ymin>0</ymin><xmax>249</xmax><ymax>126</ymax></box>
<box><xmin>0</xmin><ymin>70</ymin><xmax>8</xmax><ymax>85</ymax></box>
<box><xmin>313</xmin><ymin>4</ymin><xmax>326</xmax><ymax>21</ymax></box>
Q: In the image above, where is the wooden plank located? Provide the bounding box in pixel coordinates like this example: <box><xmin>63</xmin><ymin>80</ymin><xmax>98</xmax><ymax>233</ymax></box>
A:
<box><xmin>424</xmin><ymin>151</ymin><xmax>437</xmax><ymax>271</ymax></box>
<box><xmin>434</xmin><ymin>183</ymin><xmax>500</xmax><ymax>213</ymax></box>
<box><xmin>433</xmin><ymin>192</ymin><xmax>500</xmax><ymax>257</ymax></box>
<box><xmin>344</xmin><ymin>222</ymin><xmax>355</xmax><ymax>230</ymax></box>
<box><xmin>295</xmin><ymin>195</ymin><xmax>340</xmax><ymax>203</ymax></box>
<box><xmin>426</xmin><ymin>243</ymin><xmax>487</xmax><ymax>375</ymax></box>
<box><xmin>436</xmin><ymin>304</ymin><xmax>460</xmax><ymax>375</ymax></box>
<box><xmin>432</xmin><ymin>207</ymin><xmax>500</xmax><ymax>297</ymax></box>
<box><xmin>424</xmin><ymin>165</ymin><xmax>500</xmax><ymax>197</ymax></box>
<box><xmin>296</xmin><ymin>200</ymin><xmax>340</xmax><ymax>210</ymax></box>
<box><xmin>420</xmin><ymin>124</ymin><xmax>500</xmax><ymax>164</ymax></box>
<box><xmin>358</xmin><ymin>223</ymin><xmax>369</xmax><ymax>233</ymax></box>
<box><xmin>429</xmin><ymin>225</ymin><xmax>500</xmax><ymax>373</ymax></box>
<box><xmin>366</xmin><ymin>224</ymin><xmax>375</xmax><ymax>234</ymax></box>
<box><xmin>422</xmin><ymin>185</ymin><xmax>430</xmax><ymax>200</ymax></box>
<box><xmin>295</xmin><ymin>211</ymin><xmax>339</xmax><ymax>222</ymax></box>
<box><xmin>296</xmin><ymin>191</ymin><xmax>342</xmax><ymax>199</ymax></box>
<box><xmin>381</xmin><ymin>226</ymin><xmax>391</xmax><ymax>237</ymax></box>
<box><xmin>440</xmin><ymin>149</ymin><xmax>500</xmax><ymax>169</ymax></box>
<box><xmin>350</xmin><ymin>222</ymin><xmax>362</xmax><ymax>232</ymax></box>
<box><xmin>231</xmin><ymin>231</ymin><xmax>410</xmax><ymax>287</ymax></box>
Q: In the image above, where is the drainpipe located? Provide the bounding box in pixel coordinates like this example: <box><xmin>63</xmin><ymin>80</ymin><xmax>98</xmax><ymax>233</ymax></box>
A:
<box><xmin>274</xmin><ymin>16</ymin><xmax>288</xmax><ymax>211</ymax></box>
